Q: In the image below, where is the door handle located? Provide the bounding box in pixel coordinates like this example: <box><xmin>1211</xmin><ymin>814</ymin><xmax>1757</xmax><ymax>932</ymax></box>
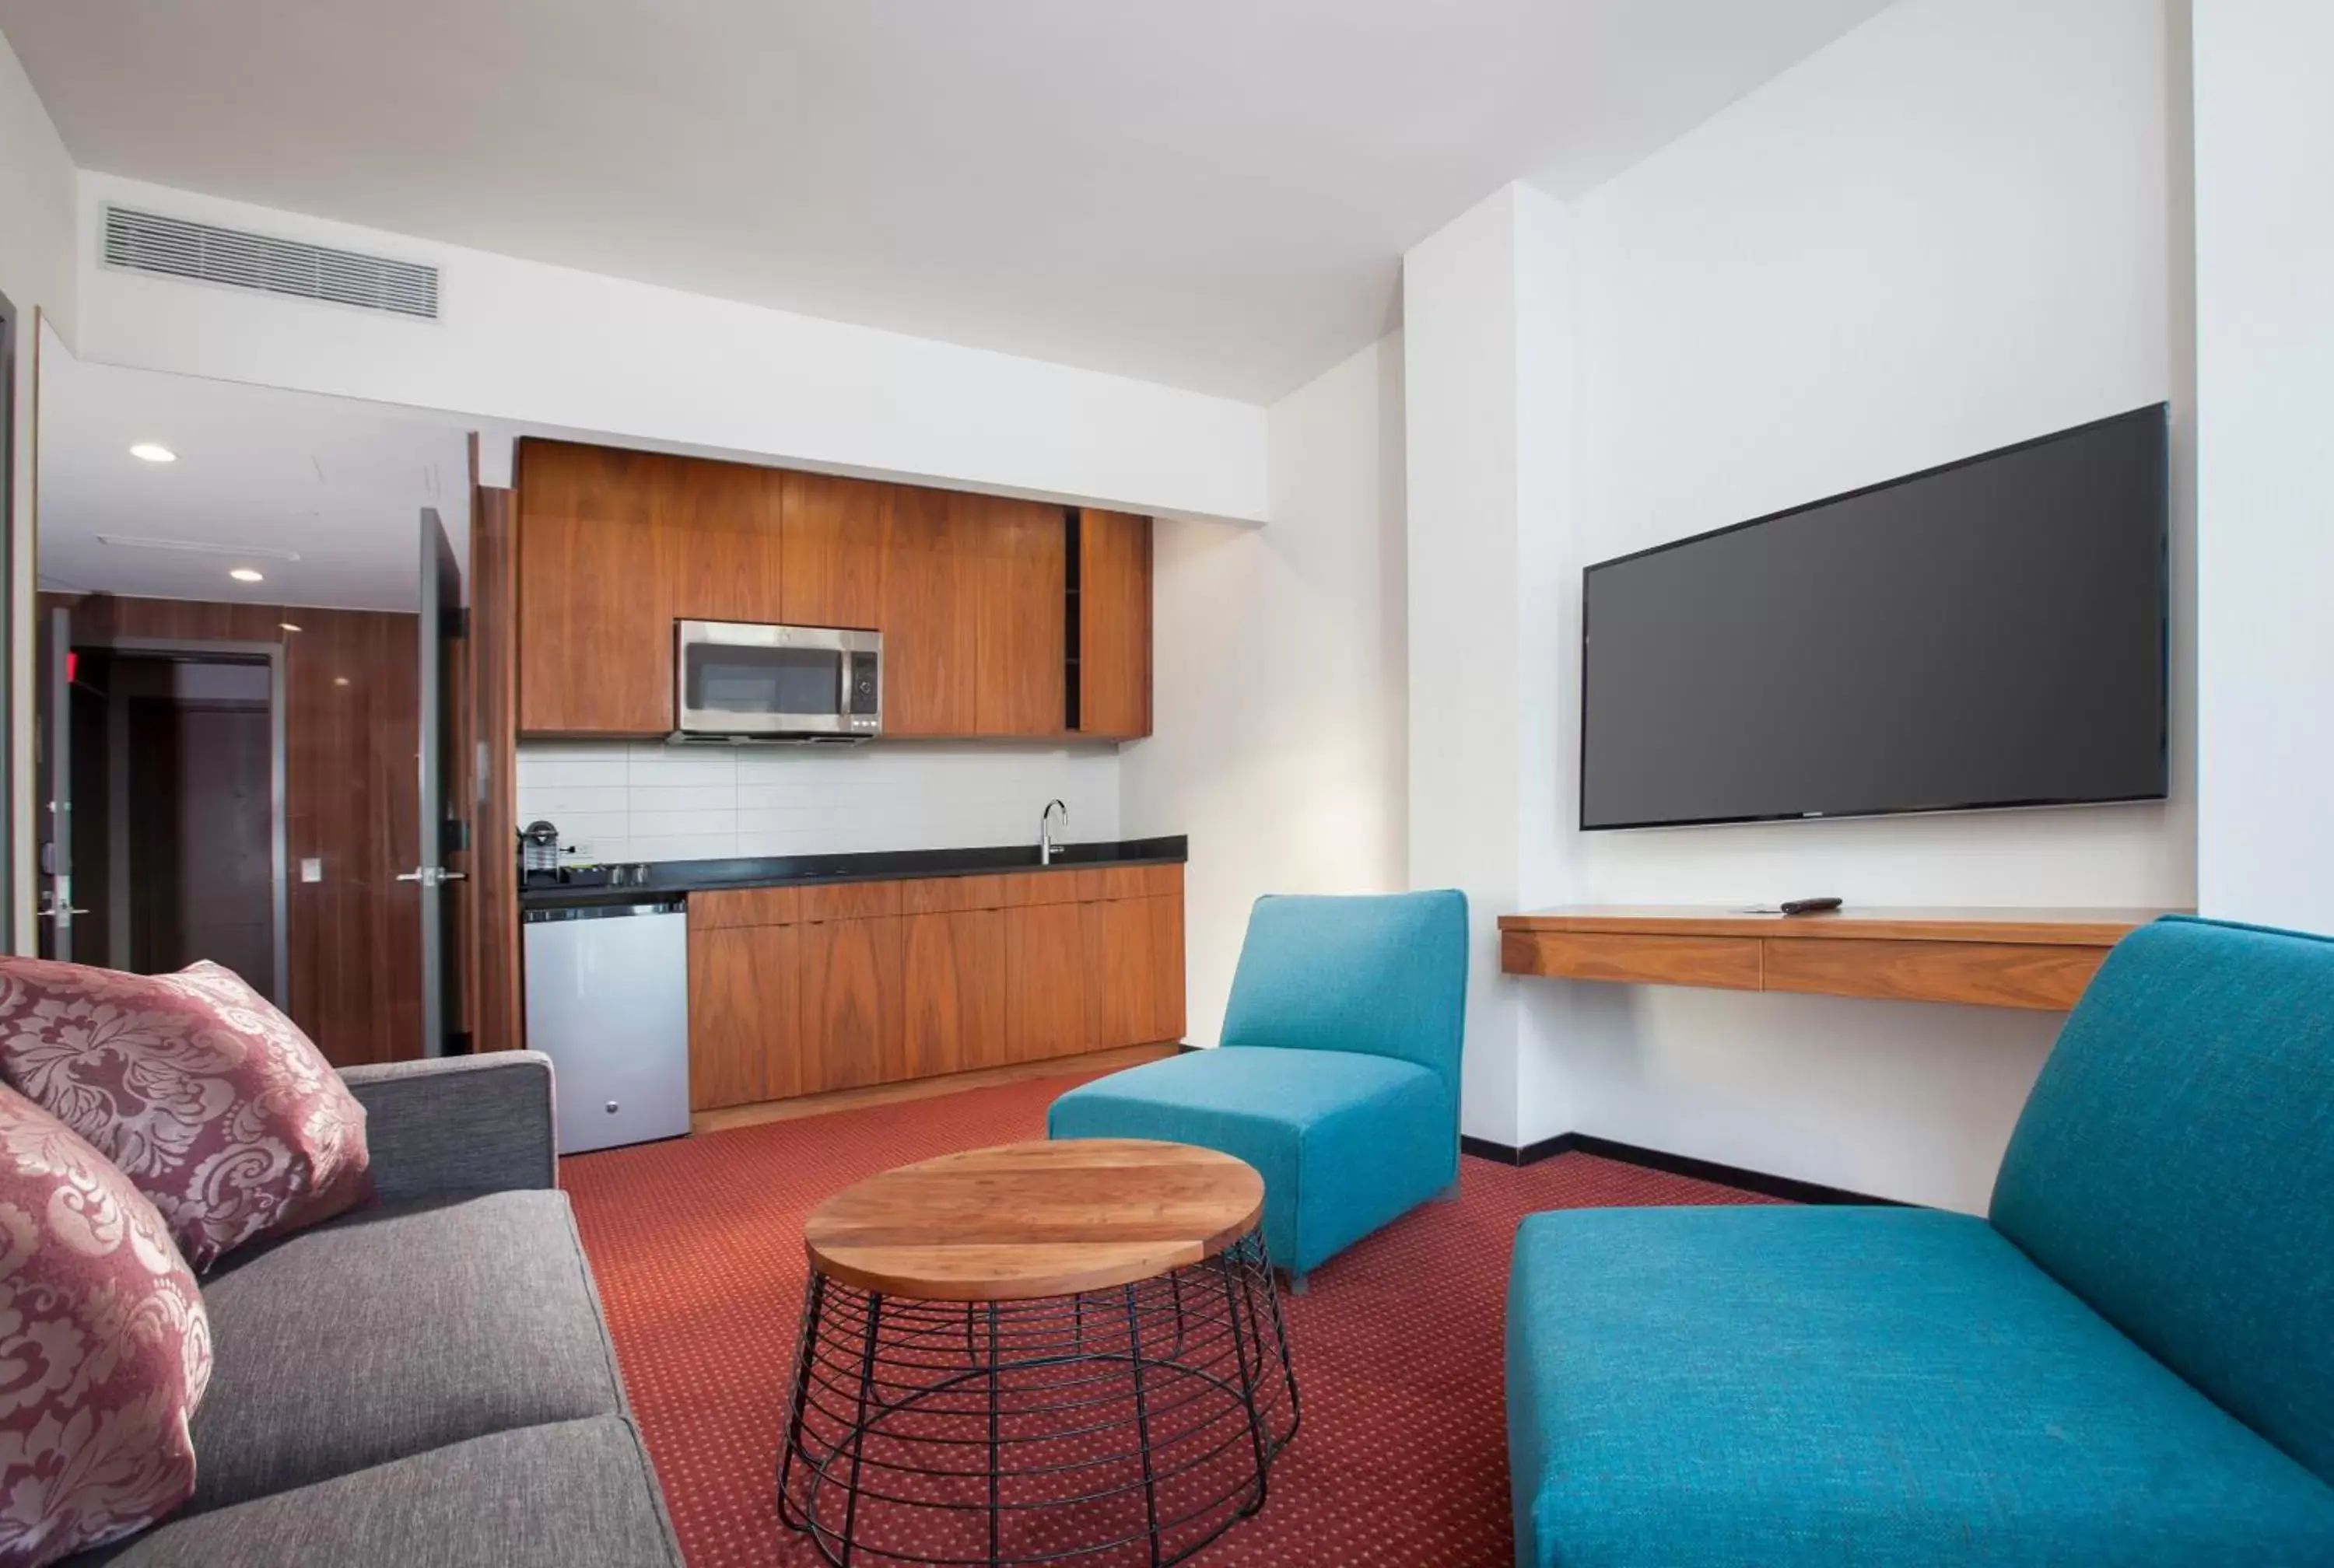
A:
<box><xmin>396</xmin><ymin>867</ymin><xmax>467</xmax><ymax>887</ymax></box>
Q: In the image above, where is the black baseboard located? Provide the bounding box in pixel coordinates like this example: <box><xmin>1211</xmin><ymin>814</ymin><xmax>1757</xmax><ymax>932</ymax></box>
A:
<box><xmin>1460</xmin><ymin>1132</ymin><xmax>1901</xmax><ymax>1207</ymax></box>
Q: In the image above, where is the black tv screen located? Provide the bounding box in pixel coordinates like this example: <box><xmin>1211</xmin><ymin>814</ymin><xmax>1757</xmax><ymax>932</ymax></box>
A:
<box><xmin>1580</xmin><ymin>405</ymin><xmax>2168</xmax><ymax>831</ymax></box>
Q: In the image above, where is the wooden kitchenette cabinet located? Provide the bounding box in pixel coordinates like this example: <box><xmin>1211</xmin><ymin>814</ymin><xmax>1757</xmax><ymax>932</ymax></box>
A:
<box><xmin>516</xmin><ymin>439</ymin><xmax>787</xmax><ymax>736</ymax></box>
<box><xmin>514</xmin><ymin>439</ymin><xmax>1144</xmax><ymax>740</ymax></box>
<box><xmin>685</xmin><ymin>863</ymin><xmax>1183</xmax><ymax>1113</ymax></box>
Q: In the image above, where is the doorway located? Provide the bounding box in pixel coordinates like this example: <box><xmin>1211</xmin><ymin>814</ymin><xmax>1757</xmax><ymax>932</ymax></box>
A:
<box><xmin>30</xmin><ymin>326</ymin><xmax>476</xmax><ymax>1062</ymax></box>
<box><xmin>61</xmin><ymin>642</ymin><xmax>286</xmax><ymax>999</ymax></box>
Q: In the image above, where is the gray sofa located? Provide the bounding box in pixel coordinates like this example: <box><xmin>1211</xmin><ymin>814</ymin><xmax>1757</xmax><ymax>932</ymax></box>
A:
<box><xmin>69</xmin><ymin>1053</ymin><xmax>683</xmax><ymax>1567</ymax></box>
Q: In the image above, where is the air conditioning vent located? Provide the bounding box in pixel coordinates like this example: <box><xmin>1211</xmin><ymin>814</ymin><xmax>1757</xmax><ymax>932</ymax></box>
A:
<box><xmin>102</xmin><ymin>205</ymin><xmax>440</xmax><ymax>320</ymax></box>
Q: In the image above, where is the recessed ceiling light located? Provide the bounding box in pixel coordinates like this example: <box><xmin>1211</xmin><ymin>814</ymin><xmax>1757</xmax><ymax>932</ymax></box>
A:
<box><xmin>333</xmin><ymin>677</ymin><xmax>350</xmax><ymax>687</ymax></box>
<box><xmin>129</xmin><ymin>443</ymin><xmax>177</xmax><ymax>464</ymax></box>
<box><xmin>229</xmin><ymin>567</ymin><xmax>265</xmax><ymax>583</ymax></box>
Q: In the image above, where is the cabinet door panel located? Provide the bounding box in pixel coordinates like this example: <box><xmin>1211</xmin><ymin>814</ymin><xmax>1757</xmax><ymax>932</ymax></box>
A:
<box><xmin>1148</xmin><ymin>892</ymin><xmax>1186</xmax><ymax>1044</ymax></box>
<box><xmin>688</xmin><ymin>921</ymin><xmax>800</xmax><ymax>1110</ymax></box>
<box><xmin>518</xmin><ymin>440</ymin><xmax>783</xmax><ymax>737</ymax></box>
<box><xmin>1079</xmin><ymin>892</ymin><xmax>1187</xmax><ymax>1052</ymax></box>
<box><xmin>800</xmin><ymin>916</ymin><xmax>906</xmax><ymax>1091</ymax></box>
<box><xmin>689</xmin><ymin>885</ymin><xmax>804</xmax><ymax>931</ymax></box>
<box><xmin>903</xmin><ymin>908</ymin><xmax>1007</xmax><ymax>1079</ymax></box>
<box><xmin>660</xmin><ymin>456</ymin><xmax>786</xmax><ymax>628</ymax></box>
<box><xmin>1005</xmin><ymin>902</ymin><xmax>1088</xmax><ymax>1062</ymax></box>
<box><xmin>517</xmin><ymin>442</ymin><xmax>671</xmax><ymax>735</ymax></box>
<box><xmin>782</xmin><ymin>473</ymin><xmax>890</xmax><ymax>631</ymax></box>
<box><xmin>1001</xmin><ymin>869</ymin><xmax>1085</xmax><ymax>908</ymax></box>
<box><xmin>1078</xmin><ymin>509</ymin><xmax>1151</xmax><ymax>738</ymax></box>
<box><xmin>883</xmin><ymin>486</ymin><xmax>980</xmax><ymax>736</ymax></box>
<box><xmin>967</xmin><ymin>495</ymin><xmax>1067</xmax><ymax>736</ymax></box>
<box><xmin>1082</xmin><ymin>894</ymin><xmax>1190</xmax><ymax>1050</ymax></box>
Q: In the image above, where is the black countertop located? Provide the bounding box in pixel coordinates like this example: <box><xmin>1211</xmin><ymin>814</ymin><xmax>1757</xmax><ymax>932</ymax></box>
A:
<box><xmin>518</xmin><ymin>835</ymin><xmax>1187</xmax><ymax>912</ymax></box>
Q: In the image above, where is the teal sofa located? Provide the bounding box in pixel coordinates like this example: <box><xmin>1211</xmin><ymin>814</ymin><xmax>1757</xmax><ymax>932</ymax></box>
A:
<box><xmin>1049</xmin><ymin>890</ymin><xmax>1467</xmax><ymax>1287</ymax></box>
<box><xmin>1506</xmin><ymin>915</ymin><xmax>2334</xmax><ymax>1566</ymax></box>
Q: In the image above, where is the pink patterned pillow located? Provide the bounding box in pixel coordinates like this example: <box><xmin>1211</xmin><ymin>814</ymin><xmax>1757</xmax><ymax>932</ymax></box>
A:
<box><xmin>0</xmin><ymin>1085</ymin><xmax>212</xmax><ymax>1566</ymax></box>
<box><xmin>0</xmin><ymin>959</ymin><xmax>372</xmax><ymax>1272</ymax></box>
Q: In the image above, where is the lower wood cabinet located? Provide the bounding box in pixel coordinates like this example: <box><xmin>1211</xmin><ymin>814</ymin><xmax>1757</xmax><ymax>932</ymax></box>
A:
<box><xmin>687</xmin><ymin>922</ymin><xmax>799</xmax><ymax>1109</ymax></box>
<box><xmin>1004</xmin><ymin>901</ymin><xmax>1089</xmax><ymax>1063</ymax></box>
<box><xmin>686</xmin><ymin>863</ymin><xmax>1183</xmax><ymax>1112</ymax></box>
<box><xmin>799</xmin><ymin>915</ymin><xmax>905</xmax><ymax>1092</ymax></box>
<box><xmin>902</xmin><ymin>908</ymin><xmax>1006</xmax><ymax>1077</ymax></box>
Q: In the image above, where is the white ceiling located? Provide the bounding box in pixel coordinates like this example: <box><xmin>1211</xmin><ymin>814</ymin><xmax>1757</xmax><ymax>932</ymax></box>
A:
<box><xmin>0</xmin><ymin>0</ymin><xmax>1888</xmax><ymax>401</ymax></box>
<box><xmin>37</xmin><ymin>326</ymin><xmax>471</xmax><ymax>612</ymax></box>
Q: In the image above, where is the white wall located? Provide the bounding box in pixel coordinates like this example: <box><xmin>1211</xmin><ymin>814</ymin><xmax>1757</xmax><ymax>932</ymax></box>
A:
<box><xmin>1401</xmin><ymin>184</ymin><xmax>1580</xmax><ymax>1146</ymax></box>
<box><xmin>1120</xmin><ymin>334</ymin><xmax>1409</xmax><ymax>1051</ymax></box>
<box><xmin>72</xmin><ymin>173</ymin><xmax>1269</xmax><ymax>527</ymax></box>
<box><xmin>2192</xmin><ymin>0</ymin><xmax>2334</xmax><ymax>934</ymax></box>
<box><xmin>517</xmin><ymin>740</ymin><xmax>1122</xmax><ymax>867</ymax></box>
<box><xmin>0</xmin><ymin>28</ymin><xmax>75</xmax><ymax>949</ymax></box>
<box><xmin>1547</xmin><ymin>0</ymin><xmax>2192</xmax><ymax>1209</ymax></box>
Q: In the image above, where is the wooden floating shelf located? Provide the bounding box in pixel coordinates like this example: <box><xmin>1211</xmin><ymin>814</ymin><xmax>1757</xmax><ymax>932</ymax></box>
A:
<box><xmin>1497</xmin><ymin>906</ymin><xmax>2180</xmax><ymax>1012</ymax></box>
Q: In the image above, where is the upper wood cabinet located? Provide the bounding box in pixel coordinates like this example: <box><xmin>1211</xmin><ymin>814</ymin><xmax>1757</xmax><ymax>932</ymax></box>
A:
<box><xmin>517</xmin><ymin>441</ymin><xmax>1143</xmax><ymax>741</ymax></box>
<box><xmin>967</xmin><ymin>495</ymin><xmax>1068</xmax><ymax>737</ymax></box>
<box><xmin>882</xmin><ymin>487</ymin><xmax>980</xmax><ymax>737</ymax></box>
<box><xmin>1078</xmin><ymin>509</ymin><xmax>1152</xmax><ymax>739</ymax></box>
<box><xmin>517</xmin><ymin>439</ymin><xmax>783</xmax><ymax>737</ymax></box>
<box><xmin>516</xmin><ymin>442</ymin><xmax>675</xmax><ymax>736</ymax></box>
<box><xmin>781</xmin><ymin>472</ymin><xmax>890</xmax><ymax>631</ymax></box>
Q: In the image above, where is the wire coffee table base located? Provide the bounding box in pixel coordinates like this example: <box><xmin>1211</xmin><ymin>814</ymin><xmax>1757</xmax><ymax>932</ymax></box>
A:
<box><xmin>779</xmin><ymin>1229</ymin><xmax>1300</xmax><ymax>1567</ymax></box>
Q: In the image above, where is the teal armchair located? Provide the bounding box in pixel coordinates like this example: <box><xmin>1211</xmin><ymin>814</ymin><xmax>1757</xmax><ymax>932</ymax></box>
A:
<box><xmin>1506</xmin><ymin>915</ymin><xmax>2334</xmax><ymax>1566</ymax></box>
<box><xmin>1048</xmin><ymin>890</ymin><xmax>1468</xmax><ymax>1288</ymax></box>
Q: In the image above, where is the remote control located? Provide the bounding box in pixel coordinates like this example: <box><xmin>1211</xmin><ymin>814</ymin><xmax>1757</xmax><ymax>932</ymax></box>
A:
<box><xmin>1778</xmin><ymin>897</ymin><xmax>1843</xmax><ymax>916</ymax></box>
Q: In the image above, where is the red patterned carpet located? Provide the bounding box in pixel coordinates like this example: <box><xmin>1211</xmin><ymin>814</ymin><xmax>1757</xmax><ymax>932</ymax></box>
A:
<box><xmin>562</xmin><ymin>1070</ymin><xmax>1776</xmax><ymax>1567</ymax></box>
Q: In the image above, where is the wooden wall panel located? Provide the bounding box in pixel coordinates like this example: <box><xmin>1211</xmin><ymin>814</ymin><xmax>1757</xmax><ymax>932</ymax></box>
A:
<box><xmin>468</xmin><ymin>485</ymin><xmax>521</xmax><ymax>1052</ymax></box>
<box><xmin>967</xmin><ymin>496</ymin><xmax>1067</xmax><ymax>736</ymax></box>
<box><xmin>283</xmin><ymin>607</ymin><xmax>423</xmax><ymax>1066</ymax></box>
<box><xmin>781</xmin><ymin>472</ymin><xmax>889</xmax><ymax>630</ymax></box>
<box><xmin>1078</xmin><ymin>509</ymin><xmax>1152</xmax><ymax>738</ymax></box>
<box><xmin>881</xmin><ymin>486</ymin><xmax>979</xmax><ymax>736</ymax></box>
<box><xmin>83</xmin><ymin>596</ymin><xmax>286</xmax><ymax>646</ymax></box>
<box><xmin>75</xmin><ymin>595</ymin><xmax>422</xmax><ymax>1066</ymax></box>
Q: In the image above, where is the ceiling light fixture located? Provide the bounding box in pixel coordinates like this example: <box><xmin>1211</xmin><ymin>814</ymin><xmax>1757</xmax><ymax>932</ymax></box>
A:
<box><xmin>129</xmin><ymin>443</ymin><xmax>177</xmax><ymax>464</ymax></box>
<box><xmin>229</xmin><ymin>568</ymin><xmax>265</xmax><ymax>583</ymax></box>
<box><xmin>279</xmin><ymin>622</ymin><xmax>303</xmax><ymax>634</ymax></box>
<box><xmin>97</xmin><ymin>536</ymin><xmax>300</xmax><ymax>562</ymax></box>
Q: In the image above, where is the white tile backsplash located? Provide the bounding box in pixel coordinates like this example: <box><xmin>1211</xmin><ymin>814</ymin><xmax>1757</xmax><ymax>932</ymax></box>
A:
<box><xmin>515</xmin><ymin>740</ymin><xmax>1123</xmax><ymax>865</ymax></box>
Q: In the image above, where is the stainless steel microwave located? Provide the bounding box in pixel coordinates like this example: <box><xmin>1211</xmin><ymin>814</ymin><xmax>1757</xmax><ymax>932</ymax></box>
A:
<box><xmin>674</xmin><ymin>621</ymin><xmax>882</xmax><ymax>741</ymax></box>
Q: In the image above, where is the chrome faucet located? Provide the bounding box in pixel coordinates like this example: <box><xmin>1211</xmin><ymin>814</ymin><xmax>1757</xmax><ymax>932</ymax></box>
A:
<box><xmin>1039</xmin><ymin>800</ymin><xmax>1068</xmax><ymax>866</ymax></box>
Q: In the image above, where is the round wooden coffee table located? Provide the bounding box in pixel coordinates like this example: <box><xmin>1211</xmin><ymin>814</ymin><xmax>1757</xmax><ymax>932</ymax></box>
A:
<box><xmin>779</xmin><ymin>1139</ymin><xmax>1301</xmax><ymax>1568</ymax></box>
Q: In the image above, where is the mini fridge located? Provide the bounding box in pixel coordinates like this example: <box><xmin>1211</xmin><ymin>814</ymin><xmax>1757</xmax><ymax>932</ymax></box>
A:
<box><xmin>521</xmin><ymin>899</ymin><xmax>689</xmax><ymax>1153</ymax></box>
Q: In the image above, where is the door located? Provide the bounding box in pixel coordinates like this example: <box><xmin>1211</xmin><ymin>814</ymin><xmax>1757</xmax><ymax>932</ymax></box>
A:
<box><xmin>412</xmin><ymin>509</ymin><xmax>466</xmax><ymax>1056</ymax></box>
<box><xmin>34</xmin><ymin>605</ymin><xmax>78</xmax><ymax>957</ymax></box>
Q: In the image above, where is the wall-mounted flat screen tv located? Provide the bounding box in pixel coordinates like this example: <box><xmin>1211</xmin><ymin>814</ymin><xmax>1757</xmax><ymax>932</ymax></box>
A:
<box><xmin>1580</xmin><ymin>404</ymin><xmax>2169</xmax><ymax>831</ymax></box>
